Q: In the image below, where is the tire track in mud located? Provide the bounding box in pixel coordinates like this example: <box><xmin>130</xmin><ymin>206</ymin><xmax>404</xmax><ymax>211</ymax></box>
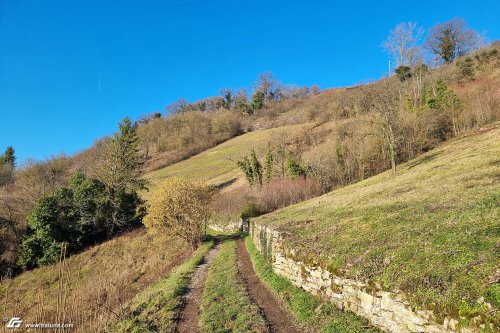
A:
<box><xmin>176</xmin><ymin>239</ymin><xmax>220</xmax><ymax>333</ymax></box>
<box><xmin>236</xmin><ymin>239</ymin><xmax>302</xmax><ymax>333</ymax></box>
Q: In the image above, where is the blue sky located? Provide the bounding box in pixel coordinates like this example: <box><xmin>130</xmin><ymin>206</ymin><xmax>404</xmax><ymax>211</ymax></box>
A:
<box><xmin>1</xmin><ymin>0</ymin><xmax>499</xmax><ymax>164</ymax></box>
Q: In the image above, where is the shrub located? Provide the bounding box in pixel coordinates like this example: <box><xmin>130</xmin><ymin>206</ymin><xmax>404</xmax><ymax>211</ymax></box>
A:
<box><xmin>18</xmin><ymin>188</ymin><xmax>81</xmax><ymax>269</ymax></box>
<box><xmin>457</xmin><ymin>57</ymin><xmax>475</xmax><ymax>82</ymax></box>
<box><xmin>395</xmin><ymin>65</ymin><xmax>412</xmax><ymax>81</ymax></box>
<box><xmin>143</xmin><ymin>178</ymin><xmax>212</xmax><ymax>249</ymax></box>
<box><xmin>17</xmin><ymin>172</ymin><xmax>140</xmax><ymax>270</ymax></box>
<box><xmin>253</xmin><ymin>178</ymin><xmax>321</xmax><ymax>212</ymax></box>
<box><xmin>285</xmin><ymin>157</ymin><xmax>306</xmax><ymax>179</ymax></box>
<box><xmin>139</xmin><ymin>110</ymin><xmax>242</xmax><ymax>172</ymax></box>
<box><xmin>240</xmin><ymin>200</ymin><xmax>264</xmax><ymax>219</ymax></box>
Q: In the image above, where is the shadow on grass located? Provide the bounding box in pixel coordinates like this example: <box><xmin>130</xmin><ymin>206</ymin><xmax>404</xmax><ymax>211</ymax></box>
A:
<box><xmin>407</xmin><ymin>151</ymin><xmax>440</xmax><ymax>169</ymax></box>
<box><xmin>203</xmin><ymin>231</ymin><xmax>245</xmax><ymax>243</ymax></box>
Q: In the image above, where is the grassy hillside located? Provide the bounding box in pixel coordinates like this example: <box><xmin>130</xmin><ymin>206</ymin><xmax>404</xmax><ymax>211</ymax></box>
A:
<box><xmin>144</xmin><ymin>123</ymin><xmax>307</xmax><ymax>191</ymax></box>
<box><xmin>0</xmin><ymin>230</ymin><xmax>189</xmax><ymax>332</ymax></box>
<box><xmin>253</xmin><ymin>124</ymin><xmax>500</xmax><ymax>327</ymax></box>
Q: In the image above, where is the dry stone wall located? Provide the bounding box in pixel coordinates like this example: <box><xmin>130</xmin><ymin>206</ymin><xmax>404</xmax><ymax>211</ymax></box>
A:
<box><xmin>250</xmin><ymin>222</ymin><xmax>478</xmax><ymax>333</ymax></box>
<box><xmin>209</xmin><ymin>218</ymin><xmax>249</xmax><ymax>233</ymax></box>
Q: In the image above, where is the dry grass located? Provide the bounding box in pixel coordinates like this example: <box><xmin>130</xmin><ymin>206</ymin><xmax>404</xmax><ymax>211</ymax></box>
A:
<box><xmin>0</xmin><ymin>229</ymin><xmax>190</xmax><ymax>333</ymax></box>
<box><xmin>254</xmin><ymin>124</ymin><xmax>500</xmax><ymax>329</ymax></box>
<box><xmin>110</xmin><ymin>239</ymin><xmax>214</xmax><ymax>333</ymax></box>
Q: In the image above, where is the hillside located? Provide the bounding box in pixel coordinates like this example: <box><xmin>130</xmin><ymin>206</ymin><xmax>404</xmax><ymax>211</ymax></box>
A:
<box><xmin>0</xmin><ymin>230</ymin><xmax>190</xmax><ymax>332</ymax></box>
<box><xmin>252</xmin><ymin>124</ymin><xmax>500</xmax><ymax>328</ymax></box>
<box><xmin>1</xmin><ymin>41</ymin><xmax>498</xmax><ymax>333</ymax></box>
<box><xmin>3</xmin><ymin>10</ymin><xmax>500</xmax><ymax>333</ymax></box>
<box><xmin>144</xmin><ymin>123</ymin><xmax>308</xmax><ymax>191</ymax></box>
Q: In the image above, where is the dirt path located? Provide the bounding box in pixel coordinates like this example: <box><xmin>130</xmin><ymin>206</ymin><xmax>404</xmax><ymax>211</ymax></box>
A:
<box><xmin>236</xmin><ymin>239</ymin><xmax>302</xmax><ymax>333</ymax></box>
<box><xmin>176</xmin><ymin>239</ymin><xmax>220</xmax><ymax>333</ymax></box>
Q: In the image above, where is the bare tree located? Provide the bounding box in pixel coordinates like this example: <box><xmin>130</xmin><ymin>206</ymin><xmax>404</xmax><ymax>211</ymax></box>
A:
<box><xmin>254</xmin><ymin>72</ymin><xmax>278</xmax><ymax>101</ymax></box>
<box><xmin>383</xmin><ymin>22</ymin><xmax>424</xmax><ymax>67</ymax></box>
<box><xmin>360</xmin><ymin>83</ymin><xmax>401</xmax><ymax>175</ymax></box>
<box><xmin>425</xmin><ymin>18</ymin><xmax>483</xmax><ymax>64</ymax></box>
<box><xmin>167</xmin><ymin>98</ymin><xmax>191</xmax><ymax>114</ymax></box>
<box><xmin>234</xmin><ymin>88</ymin><xmax>250</xmax><ymax>113</ymax></box>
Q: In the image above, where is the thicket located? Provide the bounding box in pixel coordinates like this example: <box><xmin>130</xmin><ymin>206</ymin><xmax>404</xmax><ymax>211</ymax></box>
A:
<box><xmin>137</xmin><ymin>110</ymin><xmax>243</xmax><ymax>171</ymax></box>
<box><xmin>1</xmin><ymin>117</ymin><xmax>145</xmax><ymax>275</ymax></box>
<box><xmin>212</xmin><ymin>178</ymin><xmax>322</xmax><ymax>223</ymax></box>
<box><xmin>17</xmin><ymin>173</ymin><xmax>142</xmax><ymax>269</ymax></box>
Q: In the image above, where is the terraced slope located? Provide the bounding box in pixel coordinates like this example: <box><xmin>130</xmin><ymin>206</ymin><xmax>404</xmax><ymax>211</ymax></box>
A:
<box><xmin>252</xmin><ymin>124</ymin><xmax>500</xmax><ymax>327</ymax></box>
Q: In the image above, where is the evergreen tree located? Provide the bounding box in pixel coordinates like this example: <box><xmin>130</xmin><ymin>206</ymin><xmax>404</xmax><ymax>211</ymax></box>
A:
<box><xmin>395</xmin><ymin>65</ymin><xmax>412</xmax><ymax>81</ymax></box>
<box><xmin>285</xmin><ymin>157</ymin><xmax>306</xmax><ymax>179</ymax></box>
<box><xmin>1</xmin><ymin>147</ymin><xmax>16</xmax><ymax>168</ymax></box>
<box><xmin>96</xmin><ymin>117</ymin><xmax>145</xmax><ymax>235</ymax></box>
<box><xmin>220</xmin><ymin>89</ymin><xmax>233</xmax><ymax>110</ymax></box>
<box><xmin>251</xmin><ymin>91</ymin><xmax>264</xmax><ymax>110</ymax></box>
<box><xmin>237</xmin><ymin>156</ymin><xmax>254</xmax><ymax>185</ymax></box>
<box><xmin>249</xmin><ymin>149</ymin><xmax>263</xmax><ymax>186</ymax></box>
<box><xmin>0</xmin><ymin>146</ymin><xmax>15</xmax><ymax>185</ymax></box>
<box><xmin>263</xmin><ymin>143</ymin><xmax>273</xmax><ymax>183</ymax></box>
<box><xmin>237</xmin><ymin>149</ymin><xmax>263</xmax><ymax>186</ymax></box>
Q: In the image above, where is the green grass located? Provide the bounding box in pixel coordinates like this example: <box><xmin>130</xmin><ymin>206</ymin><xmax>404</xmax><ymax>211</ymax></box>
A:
<box><xmin>244</xmin><ymin>236</ymin><xmax>382</xmax><ymax>333</ymax></box>
<box><xmin>200</xmin><ymin>239</ymin><xmax>267</xmax><ymax>333</ymax></box>
<box><xmin>110</xmin><ymin>240</ymin><xmax>214</xmax><ymax>333</ymax></box>
<box><xmin>143</xmin><ymin>124</ymin><xmax>306</xmax><ymax>191</ymax></box>
<box><xmin>253</xmin><ymin>125</ymin><xmax>500</xmax><ymax>328</ymax></box>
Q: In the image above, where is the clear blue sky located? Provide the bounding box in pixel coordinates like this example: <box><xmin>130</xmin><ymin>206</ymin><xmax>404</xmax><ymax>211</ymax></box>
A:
<box><xmin>1</xmin><ymin>0</ymin><xmax>499</xmax><ymax>164</ymax></box>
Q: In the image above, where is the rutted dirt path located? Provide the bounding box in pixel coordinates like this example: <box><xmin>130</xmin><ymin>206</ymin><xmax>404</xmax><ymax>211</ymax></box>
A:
<box><xmin>176</xmin><ymin>239</ymin><xmax>220</xmax><ymax>333</ymax></box>
<box><xmin>236</xmin><ymin>239</ymin><xmax>301</xmax><ymax>333</ymax></box>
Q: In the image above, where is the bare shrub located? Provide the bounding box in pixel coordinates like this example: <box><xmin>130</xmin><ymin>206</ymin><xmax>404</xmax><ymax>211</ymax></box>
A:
<box><xmin>144</xmin><ymin>178</ymin><xmax>212</xmax><ymax>249</ymax></box>
<box><xmin>251</xmin><ymin>178</ymin><xmax>321</xmax><ymax>212</ymax></box>
<box><xmin>211</xmin><ymin>178</ymin><xmax>321</xmax><ymax>223</ymax></box>
<box><xmin>452</xmin><ymin>78</ymin><xmax>500</xmax><ymax>132</ymax></box>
